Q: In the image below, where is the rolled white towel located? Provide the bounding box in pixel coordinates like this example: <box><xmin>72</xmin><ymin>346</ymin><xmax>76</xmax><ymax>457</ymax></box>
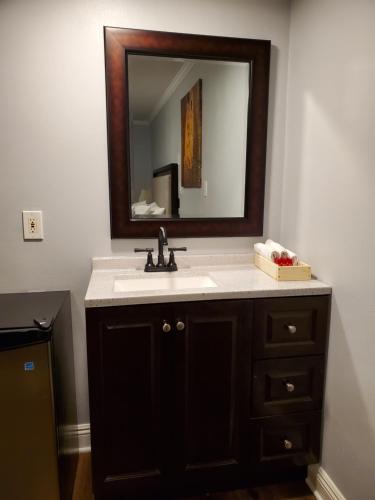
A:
<box><xmin>284</xmin><ymin>248</ymin><xmax>299</xmax><ymax>265</ymax></box>
<box><xmin>254</xmin><ymin>242</ymin><xmax>280</xmax><ymax>262</ymax></box>
<box><xmin>265</xmin><ymin>239</ymin><xmax>299</xmax><ymax>264</ymax></box>
<box><xmin>265</xmin><ymin>239</ymin><xmax>288</xmax><ymax>258</ymax></box>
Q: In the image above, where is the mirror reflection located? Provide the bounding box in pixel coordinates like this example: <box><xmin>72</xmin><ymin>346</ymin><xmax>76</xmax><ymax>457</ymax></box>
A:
<box><xmin>128</xmin><ymin>54</ymin><xmax>250</xmax><ymax>219</ymax></box>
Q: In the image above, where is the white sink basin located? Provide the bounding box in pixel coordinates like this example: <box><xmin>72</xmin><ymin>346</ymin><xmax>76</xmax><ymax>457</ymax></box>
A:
<box><xmin>114</xmin><ymin>274</ymin><xmax>218</xmax><ymax>293</ymax></box>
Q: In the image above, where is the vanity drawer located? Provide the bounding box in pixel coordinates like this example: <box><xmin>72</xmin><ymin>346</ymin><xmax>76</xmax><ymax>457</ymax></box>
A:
<box><xmin>252</xmin><ymin>356</ymin><xmax>325</xmax><ymax>416</ymax></box>
<box><xmin>249</xmin><ymin>412</ymin><xmax>321</xmax><ymax>466</ymax></box>
<box><xmin>253</xmin><ymin>296</ymin><xmax>330</xmax><ymax>359</ymax></box>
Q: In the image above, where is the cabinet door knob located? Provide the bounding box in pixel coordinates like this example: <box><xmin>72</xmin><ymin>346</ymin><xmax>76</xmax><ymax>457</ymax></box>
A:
<box><xmin>162</xmin><ymin>321</ymin><xmax>172</xmax><ymax>333</ymax></box>
<box><xmin>283</xmin><ymin>439</ymin><xmax>293</xmax><ymax>450</ymax></box>
<box><xmin>176</xmin><ymin>321</ymin><xmax>185</xmax><ymax>331</ymax></box>
<box><xmin>284</xmin><ymin>381</ymin><xmax>295</xmax><ymax>393</ymax></box>
<box><xmin>286</xmin><ymin>324</ymin><xmax>297</xmax><ymax>334</ymax></box>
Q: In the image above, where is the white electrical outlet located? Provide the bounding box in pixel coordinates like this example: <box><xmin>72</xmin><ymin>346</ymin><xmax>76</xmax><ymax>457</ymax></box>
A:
<box><xmin>22</xmin><ymin>211</ymin><xmax>44</xmax><ymax>240</ymax></box>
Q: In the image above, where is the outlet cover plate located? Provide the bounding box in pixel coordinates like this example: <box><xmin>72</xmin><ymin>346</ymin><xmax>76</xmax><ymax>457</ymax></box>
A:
<box><xmin>22</xmin><ymin>210</ymin><xmax>44</xmax><ymax>240</ymax></box>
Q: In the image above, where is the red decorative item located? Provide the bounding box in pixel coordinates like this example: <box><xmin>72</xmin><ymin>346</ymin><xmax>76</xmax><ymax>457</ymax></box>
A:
<box><xmin>274</xmin><ymin>257</ymin><xmax>293</xmax><ymax>266</ymax></box>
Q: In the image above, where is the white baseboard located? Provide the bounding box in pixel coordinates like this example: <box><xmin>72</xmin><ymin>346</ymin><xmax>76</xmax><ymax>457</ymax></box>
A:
<box><xmin>61</xmin><ymin>423</ymin><xmax>91</xmax><ymax>454</ymax></box>
<box><xmin>306</xmin><ymin>464</ymin><xmax>346</xmax><ymax>500</ymax></box>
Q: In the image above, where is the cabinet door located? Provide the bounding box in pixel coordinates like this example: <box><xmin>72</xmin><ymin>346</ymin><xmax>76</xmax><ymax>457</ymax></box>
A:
<box><xmin>171</xmin><ymin>300</ymin><xmax>252</xmax><ymax>489</ymax></box>
<box><xmin>86</xmin><ymin>304</ymin><xmax>165</xmax><ymax>498</ymax></box>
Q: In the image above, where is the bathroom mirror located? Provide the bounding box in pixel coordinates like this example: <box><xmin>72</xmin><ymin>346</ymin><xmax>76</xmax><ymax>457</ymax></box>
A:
<box><xmin>104</xmin><ymin>27</ymin><xmax>270</xmax><ymax>237</ymax></box>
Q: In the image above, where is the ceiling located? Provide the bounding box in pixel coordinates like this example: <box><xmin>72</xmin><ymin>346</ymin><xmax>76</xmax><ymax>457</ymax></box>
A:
<box><xmin>128</xmin><ymin>55</ymin><xmax>184</xmax><ymax>123</ymax></box>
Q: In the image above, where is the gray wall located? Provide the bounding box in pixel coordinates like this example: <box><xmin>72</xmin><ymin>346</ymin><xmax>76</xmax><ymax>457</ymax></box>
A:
<box><xmin>283</xmin><ymin>1</ymin><xmax>375</xmax><ymax>498</ymax></box>
<box><xmin>0</xmin><ymin>0</ymin><xmax>290</xmax><ymax>425</ymax></box>
<box><xmin>150</xmin><ymin>62</ymin><xmax>248</xmax><ymax>217</ymax></box>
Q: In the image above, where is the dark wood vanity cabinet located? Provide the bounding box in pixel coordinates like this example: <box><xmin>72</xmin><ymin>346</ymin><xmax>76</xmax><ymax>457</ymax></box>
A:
<box><xmin>86</xmin><ymin>295</ymin><xmax>330</xmax><ymax>498</ymax></box>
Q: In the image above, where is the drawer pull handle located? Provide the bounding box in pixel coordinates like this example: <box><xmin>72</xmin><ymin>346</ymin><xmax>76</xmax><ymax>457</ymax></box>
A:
<box><xmin>286</xmin><ymin>324</ymin><xmax>297</xmax><ymax>334</ymax></box>
<box><xmin>176</xmin><ymin>321</ymin><xmax>185</xmax><ymax>331</ymax></box>
<box><xmin>284</xmin><ymin>381</ymin><xmax>295</xmax><ymax>392</ymax></box>
<box><xmin>283</xmin><ymin>439</ymin><xmax>293</xmax><ymax>450</ymax></box>
<box><xmin>162</xmin><ymin>321</ymin><xmax>172</xmax><ymax>333</ymax></box>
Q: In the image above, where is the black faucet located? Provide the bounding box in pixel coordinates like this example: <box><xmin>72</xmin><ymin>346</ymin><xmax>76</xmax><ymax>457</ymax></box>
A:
<box><xmin>157</xmin><ymin>227</ymin><xmax>168</xmax><ymax>267</ymax></box>
<box><xmin>134</xmin><ymin>226</ymin><xmax>187</xmax><ymax>272</ymax></box>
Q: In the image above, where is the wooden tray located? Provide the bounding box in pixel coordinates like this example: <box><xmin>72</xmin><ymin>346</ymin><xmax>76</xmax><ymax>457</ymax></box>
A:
<box><xmin>254</xmin><ymin>253</ymin><xmax>311</xmax><ymax>281</ymax></box>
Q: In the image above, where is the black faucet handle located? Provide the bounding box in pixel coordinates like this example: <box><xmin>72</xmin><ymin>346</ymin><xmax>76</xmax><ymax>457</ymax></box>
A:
<box><xmin>167</xmin><ymin>249</ymin><xmax>177</xmax><ymax>270</ymax></box>
<box><xmin>134</xmin><ymin>248</ymin><xmax>155</xmax><ymax>271</ymax></box>
<box><xmin>168</xmin><ymin>247</ymin><xmax>187</xmax><ymax>252</ymax></box>
<box><xmin>134</xmin><ymin>248</ymin><xmax>154</xmax><ymax>253</ymax></box>
<box><xmin>167</xmin><ymin>247</ymin><xmax>187</xmax><ymax>271</ymax></box>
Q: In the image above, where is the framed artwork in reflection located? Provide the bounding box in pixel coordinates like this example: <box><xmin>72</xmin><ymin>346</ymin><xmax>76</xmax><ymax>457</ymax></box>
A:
<box><xmin>181</xmin><ymin>79</ymin><xmax>202</xmax><ymax>188</ymax></box>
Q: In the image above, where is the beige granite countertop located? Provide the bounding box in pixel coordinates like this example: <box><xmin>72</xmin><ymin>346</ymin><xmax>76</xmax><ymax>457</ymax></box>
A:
<box><xmin>85</xmin><ymin>253</ymin><xmax>331</xmax><ymax>308</ymax></box>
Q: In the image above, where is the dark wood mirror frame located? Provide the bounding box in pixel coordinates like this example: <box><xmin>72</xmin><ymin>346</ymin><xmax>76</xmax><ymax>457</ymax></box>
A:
<box><xmin>104</xmin><ymin>27</ymin><xmax>270</xmax><ymax>238</ymax></box>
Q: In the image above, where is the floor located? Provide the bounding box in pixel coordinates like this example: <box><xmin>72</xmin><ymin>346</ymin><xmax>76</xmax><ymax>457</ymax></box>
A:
<box><xmin>72</xmin><ymin>454</ymin><xmax>315</xmax><ymax>500</ymax></box>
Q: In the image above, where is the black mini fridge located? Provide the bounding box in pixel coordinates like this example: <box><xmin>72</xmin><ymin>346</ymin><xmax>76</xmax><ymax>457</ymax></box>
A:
<box><xmin>0</xmin><ymin>291</ymin><xmax>78</xmax><ymax>500</ymax></box>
